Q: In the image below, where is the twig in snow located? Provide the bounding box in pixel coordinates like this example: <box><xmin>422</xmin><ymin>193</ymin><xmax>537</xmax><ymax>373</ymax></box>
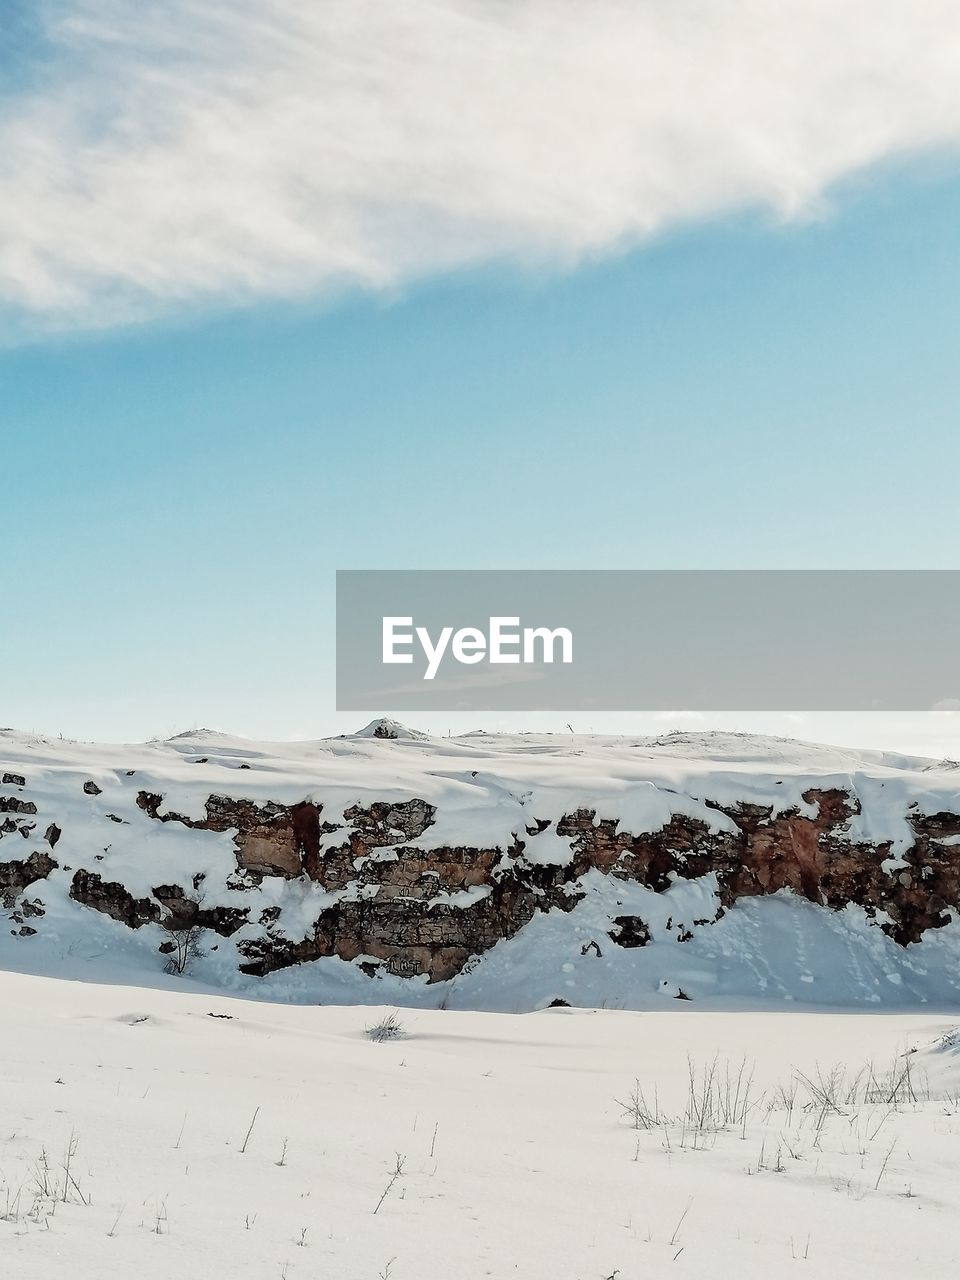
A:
<box><xmin>373</xmin><ymin>1154</ymin><xmax>406</xmax><ymax>1215</ymax></box>
<box><xmin>669</xmin><ymin>1199</ymin><xmax>692</xmax><ymax>1246</ymax></box>
<box><xmin>875</xmin><ymin>1141</ymin><xmax>897</xmax><ymax>1191</ymax></box>
<box><xmin>240</xmin><ymin>1106</ymin><xmax>260</xmax><ymax>1154</ymax></box>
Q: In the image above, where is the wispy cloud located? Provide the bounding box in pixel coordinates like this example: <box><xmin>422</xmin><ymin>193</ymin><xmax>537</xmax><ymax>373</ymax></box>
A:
<box><xmin>3</xmin><ymin>0</ymin><xmax>960</xmax><ymax>332</ymax></box>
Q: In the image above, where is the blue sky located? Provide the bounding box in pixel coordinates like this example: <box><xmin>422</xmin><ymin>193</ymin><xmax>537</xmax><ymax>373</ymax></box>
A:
<box><xmin>4</xmin><ymin>159</ymin><xmax>960</xmax><ymax>745</ymax></box>
<box><xmin>2</xmin><ymin>4</ymin><xmax>960</xmax><ymax>749</ymax></box>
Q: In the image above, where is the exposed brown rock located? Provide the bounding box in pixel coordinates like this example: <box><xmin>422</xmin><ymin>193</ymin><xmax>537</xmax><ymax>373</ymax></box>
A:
<box><xmin>135</xmin><ymin>791</ymin><xmax>165</xmax><ymax>819</ymax></box>
<box><xmin>70</xmin><ymin>870</ymin><xmax>160</xmax><ymax>929</ymax></box>
<box><xmin>0</xmin><ymin>849</ymin><xmax>57</xmax><ymax>908</ymax></box>
<box><xmin>237</xmin><ymin>832</ymin><xmax>587</xmax><ymax>983</ymax></box>
<box><xmin>52</xmin><ymin>781</ymin><xmax>960</xmax><ymax>982</ymax></box>
<box><xmin>137</xmin><ymin>790</ymin><xmax>327</xmax><ymax>879</ymax></box>
<box><xmin>546</xmin><ymin>789</ymin><xmax>960</xmax><ymax>947</ymax></box>
<box><xmin>292</xmin><ymin>802</ymin><xmax>323</xmax><ymax>879</ymax></box>
<box><xmin>343</xmin><ymin>799</ymin><xmax>436</xmax><ymax>846</ymax></box>
<box><xmin>151</xmin><ymin>883</ymin><xmax>249</xmax><ymax>937</ymax></box>
<box><xmin>0</xmin><ymin>797</ymin><xmax>37</xmax><ymax>814</ymax></box>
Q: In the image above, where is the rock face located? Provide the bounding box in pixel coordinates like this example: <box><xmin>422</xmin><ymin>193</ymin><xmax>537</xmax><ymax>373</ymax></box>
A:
<box><xmin>1</xmin><ymin>850</ymin><xmax>57</xmax><ymax>909</ymax></box>
<box><xmin>69</xmin><ymin>870</ymin><xmax>160</xmax><ymax>929</ymax></box>
<box><xmin>124</xmin><ymin>783</ymin><xmax>960</xmax><ymax>982</ymax></box>
<box><xmin>4</xmin><ymin>735</ymin><xmax>960</xmax><ymax>993</ymax></box>
<box><xmin>136</xmin><ymin>791</ymin><xmax>324</xmax><ymax>878</ymax></box>
<box><xmin>237</xmin><ymin>844</ymin><xmax>543</xmax><ymax>983</ymax></box>
<box><xmin>67</xmin><ymin>870</ymin><xmax>249</xmax><ymax>937</ymax></box>
<box><xmin>150</xmin><ymin>882</ymin><xmax>249</xmax><ymax>937</ymax></box>
<box><xmin>342</xmin><ymin>799</ymin><xmax>436</xmax><ymax>847</ymax></box>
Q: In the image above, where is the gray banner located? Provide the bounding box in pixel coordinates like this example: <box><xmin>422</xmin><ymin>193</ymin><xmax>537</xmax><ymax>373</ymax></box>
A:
<box><xmin>336</xmin><ymin>570</ymin><xmax>960</xmax><ymax>711</ymax></box>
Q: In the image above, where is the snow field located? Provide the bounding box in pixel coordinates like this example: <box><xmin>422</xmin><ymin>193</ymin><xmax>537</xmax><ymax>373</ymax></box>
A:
<box><xmin>2</xmin><ymin>972</ymin><xmax>959</xmax><ymax>1279</ymax></box>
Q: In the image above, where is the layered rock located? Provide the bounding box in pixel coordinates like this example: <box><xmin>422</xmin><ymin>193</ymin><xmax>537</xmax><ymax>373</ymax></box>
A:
<box><xmin>69</xmin><ymin>870</ymin><xmax>161</xmax><ymax>930</ymax></box>
<box><xmin>119</xmin><ymin>783</ymin><xmax>960</xmax><ymax>980</ymax></box>
<box><xmin>4</xmin><ymin>737</ymin><xmax>960</xmax><ymax>990</ymax></box>
<box><xmin>136</xmin><ymin>791</ymin><xmax>325</xmax><ymax>878</ymax></box>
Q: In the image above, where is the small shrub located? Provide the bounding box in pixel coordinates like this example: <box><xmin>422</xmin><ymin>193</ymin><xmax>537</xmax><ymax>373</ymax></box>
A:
<box><xmin>366</xmin><ymin>1011</ymin><xmax>405</xmax><ymax>1042</ymax></box>
<box><xmin>161</xmin><ymin>922</ymin><xmax>204</xmax><ymax>975</ymax></box>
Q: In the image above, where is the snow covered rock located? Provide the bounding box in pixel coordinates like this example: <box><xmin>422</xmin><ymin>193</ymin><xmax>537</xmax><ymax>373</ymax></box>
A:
<box><xmin>2</xmin><ymin>728</ymin><xmax>960</xmax><ymax>1008</ymax></box>
<box><xmin>351</xmin><ymin>718</ymin><xmax>427</xmax><ymax>740</ymax></box>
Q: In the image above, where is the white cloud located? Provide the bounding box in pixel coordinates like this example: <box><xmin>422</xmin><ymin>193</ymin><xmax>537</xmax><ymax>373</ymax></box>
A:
<box><xmin>3</xmin><ymin>0</ymin><xmax>960</xmax><ymax>330</ymax></box>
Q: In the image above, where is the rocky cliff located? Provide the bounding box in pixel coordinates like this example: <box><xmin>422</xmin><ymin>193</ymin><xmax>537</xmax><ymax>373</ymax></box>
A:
<box><xmin>2</xmin><ymin>724</ymin><xmax>960</xmax><ymax>1008</ymax></box>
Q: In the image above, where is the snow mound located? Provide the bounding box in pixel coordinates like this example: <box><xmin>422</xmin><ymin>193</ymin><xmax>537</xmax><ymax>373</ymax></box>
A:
<box><xmin>350</xmin><ymin>717</ymin><xmax>428</xmax><ymax>740</ymax></box>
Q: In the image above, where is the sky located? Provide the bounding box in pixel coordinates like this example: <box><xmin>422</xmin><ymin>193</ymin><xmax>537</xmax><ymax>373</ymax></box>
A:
<box><xmin>2</xmin><ymin>3</ymin><xmax>960</xmax><ymax>753</ymax></box>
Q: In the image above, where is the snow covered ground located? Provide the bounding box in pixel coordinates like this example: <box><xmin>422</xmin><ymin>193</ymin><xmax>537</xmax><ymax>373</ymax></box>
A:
<box><xmin>2</xmin><ymin>971</ymin><xmax>959</xmax><ymax>1279</ymax></box>
<box><xmin>4</xmin><ymin>728</ymin><xmax>960</xmax><ymax>1274</ymax></box>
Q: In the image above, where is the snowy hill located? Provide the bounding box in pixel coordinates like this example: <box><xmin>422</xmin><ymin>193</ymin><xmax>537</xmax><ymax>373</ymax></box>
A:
<box><xmin>3</xmin><ymin>725</ymin><xmax>960</xmax><ymax>1010</ymax></box>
